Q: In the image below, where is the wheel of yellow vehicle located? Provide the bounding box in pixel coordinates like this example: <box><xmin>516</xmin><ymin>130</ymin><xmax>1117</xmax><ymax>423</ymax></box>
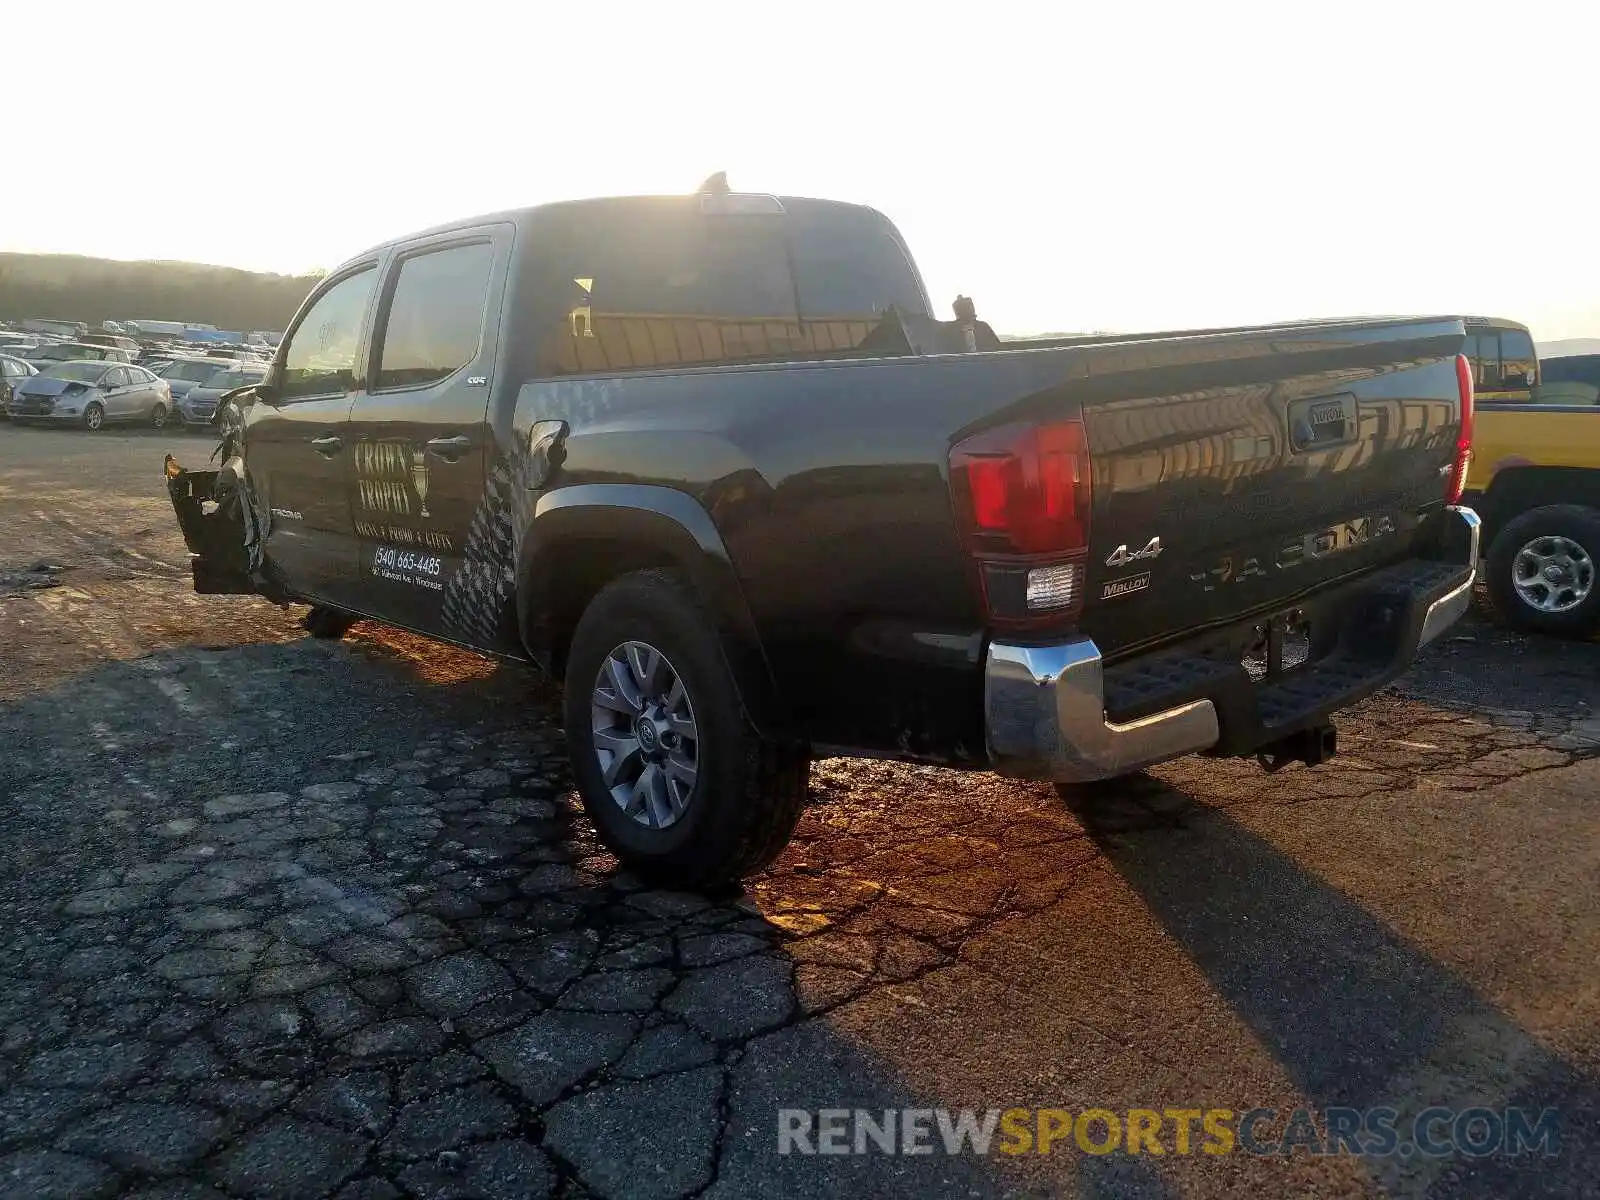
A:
<box><xmin>1485</xmin><ymin>505</ymin><xmax>1600</xmax><ymax>638</ymax></box>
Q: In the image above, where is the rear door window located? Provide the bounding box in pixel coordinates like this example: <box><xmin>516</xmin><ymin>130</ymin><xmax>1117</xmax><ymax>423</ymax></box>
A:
<box><xmin>373</xmin><ymin>241</ymin><xmax>495</xmax><ymax>391</ymax></box>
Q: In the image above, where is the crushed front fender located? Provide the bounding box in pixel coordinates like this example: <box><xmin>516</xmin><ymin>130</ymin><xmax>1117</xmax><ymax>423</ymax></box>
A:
<box><xmin>165</xmin><ymin>453</ymin><xmax>278</xmax><ymax>598</ymax></box>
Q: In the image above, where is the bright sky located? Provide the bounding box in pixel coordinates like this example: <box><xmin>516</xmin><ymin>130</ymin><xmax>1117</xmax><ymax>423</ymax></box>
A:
<box><xmin>7</xmin><ymin>0</ymin><xmax>1596</xmax><ymax>341</ymax></box>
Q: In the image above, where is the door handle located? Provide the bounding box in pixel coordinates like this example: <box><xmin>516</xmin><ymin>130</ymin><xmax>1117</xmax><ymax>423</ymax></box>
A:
<box><xmin>425</xmin><ymin>435</ymin><xmax>472</xmax><ymax>462</ymax></box>
<box><xmin>310</xmin><ymin>435</ymin><xmax>343</xmax><ymax>456</ymax></box>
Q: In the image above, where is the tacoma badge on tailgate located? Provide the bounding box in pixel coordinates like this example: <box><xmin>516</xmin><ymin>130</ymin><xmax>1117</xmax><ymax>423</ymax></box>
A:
<box><xmin>1191</xmin><ymin>515</ymin><xmax>1398</xmax><ymax>591</ymax></box>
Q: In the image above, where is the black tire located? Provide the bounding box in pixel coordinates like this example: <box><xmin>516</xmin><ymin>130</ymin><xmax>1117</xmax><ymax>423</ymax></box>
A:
<box><xmin>151</xmin><ymin>403</ymin><xmax>169</xmax><ymax>430</ymax></box>
<box><xmin>83</xmin><ymin>402</ymin><xmax>105</xmax><ymax>432</ymax></box>
<box><xmin>302</xmin><ymin>605</ymin><xmax>359</xmax><ymax>639</ymax></box>
<box><xmin>563</xmin><ymin>568</ymin><xmax>809</xmax><ymax>888</ymax></box>
<box><xmin>1484</xmin><ymin>504</ymin><xmax>1600</xmax><ymax>637</ymax></box>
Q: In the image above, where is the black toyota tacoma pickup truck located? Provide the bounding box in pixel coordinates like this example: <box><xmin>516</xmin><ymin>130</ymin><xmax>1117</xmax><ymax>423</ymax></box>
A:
<box><xmin>167</xmin><ymin>184</ymin><xmax>1480</xmax><ymax>885</ymax></box>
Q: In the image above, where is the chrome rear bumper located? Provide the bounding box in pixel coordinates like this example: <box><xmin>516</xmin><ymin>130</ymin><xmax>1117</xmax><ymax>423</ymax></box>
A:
<box><xmin>984</xmin><ymin>506</ymin><xmax>1480</xmax><ymax>782</ymax></box>
<box><xmin>986</xmin><ymin>640</ymin><xmax>1221</xmax><ymax>781</ymax></box>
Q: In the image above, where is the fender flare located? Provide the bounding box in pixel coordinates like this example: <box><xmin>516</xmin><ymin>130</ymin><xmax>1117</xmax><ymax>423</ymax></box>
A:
<box><xmin>516</xmin><ymin>483</ymin><xmax>791</xmax><ymax>739</ymax></box>
<box><xmin>1479</xmin><ymin>463</ymin><xmax>1600</xmax><ymax>543</ymax></box>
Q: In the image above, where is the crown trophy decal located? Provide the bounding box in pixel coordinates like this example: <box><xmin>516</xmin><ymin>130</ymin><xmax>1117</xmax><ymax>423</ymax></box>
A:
<box><xmin>411</xmin><ymin>447</ymin><xmax>431</xmax><ymax>518</ymax></box>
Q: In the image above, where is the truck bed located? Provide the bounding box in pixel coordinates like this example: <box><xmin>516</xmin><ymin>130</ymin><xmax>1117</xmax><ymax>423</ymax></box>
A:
<box><xmin>515</xmin><ymin>313</ymin><xmax>1470</xmax><ymax>760</ymax></box>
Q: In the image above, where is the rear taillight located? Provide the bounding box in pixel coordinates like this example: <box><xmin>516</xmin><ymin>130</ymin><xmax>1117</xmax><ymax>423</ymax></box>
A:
<box><xmin>949</xmin><ymin>418</ymin><xmax>1092</xmax><ymax>627</ymax></box>
<box><xmin>1448</xmin><ymin>352</ymin><xmax>1474</xmax><ymax>504</ymax></box>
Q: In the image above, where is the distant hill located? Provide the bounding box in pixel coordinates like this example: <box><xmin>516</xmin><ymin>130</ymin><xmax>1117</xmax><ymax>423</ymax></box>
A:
<box><xmin>1540</xmin><ymin>338</ymin><xmax>1600</xmax><ymax>359</ymax></box>
<box><xmin>0</xmin><ymin>252</ymin><xmax>322</xmax><ymax>333</ymax></box>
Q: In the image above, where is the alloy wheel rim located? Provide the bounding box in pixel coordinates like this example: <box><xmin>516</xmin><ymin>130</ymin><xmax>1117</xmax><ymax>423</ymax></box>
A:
<box><xmin>87</xmin><ymin>407</ymin><xmax>102</xmax><ymax>429</ymax></box>
<box><xmin>1512</xmin><ymin>534</ymin><xmax>1594</xmax><ymax>613</ymax></box>
<box><xmin>590</xmin><ymin>640</ymin><xmax>699</xmax><ymax>829</ymax></box>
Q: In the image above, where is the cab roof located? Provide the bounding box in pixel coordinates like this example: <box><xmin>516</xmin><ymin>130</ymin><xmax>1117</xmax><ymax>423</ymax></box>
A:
<box><xmin>342</xmin><ymin>193</ymin><xmax>886</xmax><ymax>270</ymax></box>
<box><xmin>1463</xmin><ymin>315</ymin><xmax>1533</xmax><ymax>334</ymax></box>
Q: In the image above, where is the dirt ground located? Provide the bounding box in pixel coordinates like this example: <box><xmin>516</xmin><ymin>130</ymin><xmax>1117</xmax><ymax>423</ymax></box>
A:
<box><xmin>1</xmin><ymin>423</ymin><xmax>1597</xmax><ymax>1200</ymax></box>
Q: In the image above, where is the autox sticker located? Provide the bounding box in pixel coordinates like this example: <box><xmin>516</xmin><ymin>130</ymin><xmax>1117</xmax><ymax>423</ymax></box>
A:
<box><xmin>370</xmin><ymin>545</ymin><xmax>446</xmax><ymax>591</ymax></box>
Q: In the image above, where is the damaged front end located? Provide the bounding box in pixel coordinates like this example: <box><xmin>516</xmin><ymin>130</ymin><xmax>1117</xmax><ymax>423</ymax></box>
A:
<box><xmin>164</xmin><ymin>388</ymin><xmax>285</xmax><ymax>602</ymax></box>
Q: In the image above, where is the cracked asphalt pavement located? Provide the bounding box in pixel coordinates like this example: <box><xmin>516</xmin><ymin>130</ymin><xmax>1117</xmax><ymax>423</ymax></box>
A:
<box><xmin>1</xmin><ymin>425</ymin><xmax>1598</xmax><ymax>1199</ymax></box>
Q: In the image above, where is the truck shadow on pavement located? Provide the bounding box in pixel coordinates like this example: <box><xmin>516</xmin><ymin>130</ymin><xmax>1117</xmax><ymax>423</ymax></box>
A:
<box><xmin>1060</xmin><ymin>776</ymin><xmax>1600</xmax><ymax>1197</ymax></box>
<box><xmin>0</xmin><ymin>630</ymin><xmax>1593</xmax><ymax>1198</ymax></box>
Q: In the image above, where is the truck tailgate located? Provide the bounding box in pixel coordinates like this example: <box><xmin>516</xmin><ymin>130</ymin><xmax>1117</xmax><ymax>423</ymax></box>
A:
<box><xmin>1073</xmin><ymin>319</ymin><xmax>1466</xmax><ymax>658</ymax></box>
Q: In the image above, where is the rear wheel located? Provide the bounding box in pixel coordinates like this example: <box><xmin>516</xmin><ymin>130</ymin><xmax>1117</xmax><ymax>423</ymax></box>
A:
<box><xmin>563</xmin><ymin>568</ymin><xmax>810</xmax><ymax>888</ymax></box>
<box><xmin>1485</xmin><ymin>504</ymin><xmax>1600</xmax><ymax>637</ymax></box>
<box><xmin>83</xmin><ymin>402</ymin><xmax>104</xmax><ymax>432</ymax></box>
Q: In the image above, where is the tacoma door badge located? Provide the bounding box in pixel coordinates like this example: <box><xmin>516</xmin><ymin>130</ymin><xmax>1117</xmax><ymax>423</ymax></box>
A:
<box><xmin>1106</xmin><ymin>537</ymin><xmax>1162</xmax><ymax>568</ymax></box>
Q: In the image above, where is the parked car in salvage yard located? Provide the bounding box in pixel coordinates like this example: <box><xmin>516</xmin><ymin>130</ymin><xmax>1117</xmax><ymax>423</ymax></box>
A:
<box><xmin>165</xmin><ymin>185</ymin><xmax>1480</xmax><ymax>887</ymax></box>
<box><xmin>175</xmin><ymin>363</ymin><xmax>266</xmax><ymax>428</ymax></box>
<box><xmin>157</xmin><ymin>355</ymin><xmax>235</xmax><ymax>411</ymax></box>
<box><xmin>24</xmin><ymin>340</ymin><xmax>134</xmax><ymax>369</ymax></box>
<box><xmin>9</xmin><ymin>359</ymin><xmax>173</xmax><ymax>429</ymax></box>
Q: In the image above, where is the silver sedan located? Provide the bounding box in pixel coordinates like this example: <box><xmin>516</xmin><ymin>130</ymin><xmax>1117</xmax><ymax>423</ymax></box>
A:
<box><xmin>176</xmin><ymin>365</ymin><xmax>267</xmax><ymax>427</ymax></box>
<box><xmin>7</xmin><ymin>360</ymin><xmax>174</xmax><ymax>430</ymax></box>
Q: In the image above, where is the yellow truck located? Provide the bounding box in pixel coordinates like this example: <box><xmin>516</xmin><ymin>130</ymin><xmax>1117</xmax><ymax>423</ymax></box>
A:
<box><xmin>1465</xmin><ymin>383</ymin><xmax>1600</xmax><ymax>636</ymax></box>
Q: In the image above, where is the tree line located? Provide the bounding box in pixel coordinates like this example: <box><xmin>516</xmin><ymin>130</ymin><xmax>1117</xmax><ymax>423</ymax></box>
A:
<box><xmin>0</xmin><ymin>253</ymin><xmax>324</xmax><ymax>333</ymax></box>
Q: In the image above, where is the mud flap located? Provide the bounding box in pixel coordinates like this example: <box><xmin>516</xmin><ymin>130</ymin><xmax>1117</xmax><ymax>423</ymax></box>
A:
<box><xmin>165</xmin><ymin>456</ymin><xmax>270</xmax><ymax>597</ymax></box>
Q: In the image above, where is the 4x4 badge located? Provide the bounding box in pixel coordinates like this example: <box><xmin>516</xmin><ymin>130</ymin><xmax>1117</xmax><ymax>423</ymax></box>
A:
<box><xmin>1106</xmin><ymin>537</ymin><xmax>1163</xmax><ymax>568</ymax></box>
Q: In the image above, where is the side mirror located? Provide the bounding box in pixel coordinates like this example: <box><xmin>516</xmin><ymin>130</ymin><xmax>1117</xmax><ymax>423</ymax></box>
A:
<box><xmin>252</xmin><ymin>381</ymin><xmax>280</xmax><ymax>403</ymax></box>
